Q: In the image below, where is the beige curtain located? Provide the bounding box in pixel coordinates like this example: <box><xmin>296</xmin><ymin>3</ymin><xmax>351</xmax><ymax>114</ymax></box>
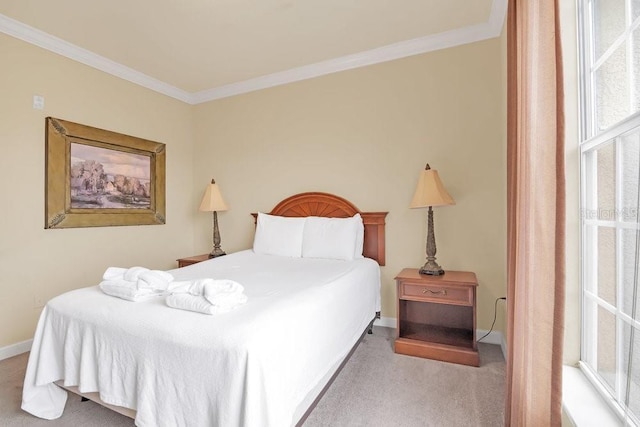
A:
<box><xmin>506</xmin><ymin>0</ymin><xmax>565</xmax><ymax>425</ymax></box>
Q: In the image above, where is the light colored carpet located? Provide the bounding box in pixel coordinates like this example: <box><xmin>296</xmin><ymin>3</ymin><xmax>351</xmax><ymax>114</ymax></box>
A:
<box><xmin>0</xmin><ymin>327</ymin><xmax>505</xmax><ymax>426</ymax></box>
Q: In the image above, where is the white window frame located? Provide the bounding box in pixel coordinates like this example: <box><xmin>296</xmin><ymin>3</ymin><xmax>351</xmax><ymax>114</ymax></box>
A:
<box><xmin>578</xmin><ymin>0</ymin><xmax>640</xmax><ymax>425</ymax></box>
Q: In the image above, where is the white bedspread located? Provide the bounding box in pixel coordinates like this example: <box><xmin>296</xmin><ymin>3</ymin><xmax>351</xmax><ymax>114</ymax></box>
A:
<box><xmin>22</xmin><ymin>250</ymin><xmax>380</xmax><ymax>427</ymax></box>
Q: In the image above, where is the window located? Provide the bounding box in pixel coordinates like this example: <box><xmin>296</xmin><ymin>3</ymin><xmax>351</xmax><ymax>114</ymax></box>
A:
<box><xmin>579</xmin><ymin>0</ymin><xmax>640</xmax><ymax>424</ymax></box>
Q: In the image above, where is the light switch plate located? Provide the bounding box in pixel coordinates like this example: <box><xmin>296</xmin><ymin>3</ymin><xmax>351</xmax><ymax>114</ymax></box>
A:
<box><xmin>33</xmin><ymin>95</ymin><xmax>45</xmax><ymax>110</ymax></box>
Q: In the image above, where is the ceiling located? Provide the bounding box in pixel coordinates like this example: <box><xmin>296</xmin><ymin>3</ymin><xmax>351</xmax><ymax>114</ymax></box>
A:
<box><xmin>0</xmin><ymin>0</ymin><xmax>506</xmax><ymax>104</ymax></box>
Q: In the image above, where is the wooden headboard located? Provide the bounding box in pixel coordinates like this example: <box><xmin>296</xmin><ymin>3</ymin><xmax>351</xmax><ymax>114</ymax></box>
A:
<box><xmin>252</xmin><ymin>192</ymin><xmax>387</xmax><ymax>265</ymax></box>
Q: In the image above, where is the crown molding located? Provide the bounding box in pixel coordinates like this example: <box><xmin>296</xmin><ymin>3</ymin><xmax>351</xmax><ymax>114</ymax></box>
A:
<box><xmin>0</xmin><ymin>13</ymin><xmax>193</xmax><ymax>103</ymax></box>
<box><xmin>0</xmin><ymin>0</ymin><xmax>506</xmax><ymax>105</ymax></box>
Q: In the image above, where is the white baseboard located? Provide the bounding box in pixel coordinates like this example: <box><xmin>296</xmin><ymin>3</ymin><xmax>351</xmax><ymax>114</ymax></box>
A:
<box><xmin>374</xmin><ymin>317</ymin><xmax>507</xmax><ymax>360</ymax></box>
<box><xmin>0</xmin><ymin>339</ymin><xmax>32</xmax><ymax>361</ymax></box>
<box><xmin>374</xmin><ymin>316</ymin><xmax>396</xmax><ymax>329</ymax></box>
<box><xmin>477</xmin><ymin>328</ymin><xmax>507</xmax><ymax>360</ymax></box>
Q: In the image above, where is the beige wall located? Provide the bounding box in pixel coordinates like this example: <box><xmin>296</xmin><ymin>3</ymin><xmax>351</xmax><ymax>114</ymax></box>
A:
<box><xmin>192</xmin><ymin>38</ymin><xmax>507</xmax><ymax>330</ymax></box>
<box><xmin>0</xmin><ymin>31</ymin><xmax>508</xmax><ymax>350</ymax></box>
<box><xmin>0</xmin><ymin>33</ymin><xmax>196</xmax><ymax>348</ymax></box>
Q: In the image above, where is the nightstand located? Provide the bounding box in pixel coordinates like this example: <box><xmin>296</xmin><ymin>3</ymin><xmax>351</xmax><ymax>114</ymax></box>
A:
<box><xmin>176</xmin><ymin>254</ymin><xmax>210</xmax><ymax>268</ymax></box>
<box><xmin>394</xmin><ymin>268</ymin><xmax>479</xmax><ymax>367</ymax></box>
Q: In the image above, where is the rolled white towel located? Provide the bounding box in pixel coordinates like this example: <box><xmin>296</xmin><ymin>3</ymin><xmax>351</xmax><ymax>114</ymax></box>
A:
<box><xmin>99</xmin><ymin>281</ymin><xmax>163</xmax><ymax>302</ymax></box>
<box><xmin>167</xmin><ymin>279</ymin><xmax>247</xmax><ymax>313</ymax></box>
<box><xmin>138</xmin><ymin>270</ymin><xmax>174</xmax><ymax>290</ymax></box>
<box><xmin>166</xmin><ymin>293</ymin><xmax>246</xmax><ymax>315</ymax></box>
<box><xmin>167</xmin><ymin>279</ymin><xmax>215</xmax><ymax>295</ymax></box>
<box><xmin>203</xmin><ymin>279</ymin><xmax>243</xmax><ymax>295</ymax></box>
<box><xmin>202</xmin><ymin>280</ymin><xmax>246</xmax><ymax>306</ymax></box>
<box><xmin>166</xmin><ymin>294</ymin><xmax>216</xmax><ymax>315</ymax></box>
<box><xmin>102</xmin><ymin>267</ymin><xmax>127</xmax><ymax>281</ymax></box>
<box><xmin>100</xmin><ymin>278</ymin><xmax>137</xmax><ymax>290</ymax></box>
<box><xmin>168</xmin><ymin>279</ymin><xmax>244</xmax><ymax>296</ymax></box>
<box><xmin>123</xmin><ymin>266</ymin><xmax>149</xmax><ymax>281</ymax></box>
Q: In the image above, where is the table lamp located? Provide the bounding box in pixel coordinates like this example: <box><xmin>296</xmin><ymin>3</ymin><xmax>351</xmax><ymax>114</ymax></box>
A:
<box><xmin>199</xmin><ymin>178</ymin><xmax>229</xmax><ymax>258</ymax></box>
<box><xmin>410</xmin><ymin>164</ymin><xmax>455</xmax><ymax>275</ymax></box>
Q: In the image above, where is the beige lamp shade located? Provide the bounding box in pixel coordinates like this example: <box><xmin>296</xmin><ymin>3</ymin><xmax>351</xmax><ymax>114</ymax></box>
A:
<box><xmin>199</xmin><ymin>179</ymin><xmax>229</xmax><ymax>212</ymax></box>
<box><xmin>410</xmin><ymin>165</ymin><xmax>455</xmax><ymax>208</ymax></box>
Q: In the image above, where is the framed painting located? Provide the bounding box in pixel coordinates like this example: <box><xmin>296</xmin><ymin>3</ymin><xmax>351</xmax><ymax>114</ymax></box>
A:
<box><xmin>45</xmin><ymin>117</ymin><xmax>166</xmax><ymax>228</ymax></box>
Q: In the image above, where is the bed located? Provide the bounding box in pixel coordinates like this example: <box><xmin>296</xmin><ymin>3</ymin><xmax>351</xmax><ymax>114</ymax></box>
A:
<box><xmin>22</xmin><ymin>192</ymin><xmax>387</xmax><ymax>426</ymax></box>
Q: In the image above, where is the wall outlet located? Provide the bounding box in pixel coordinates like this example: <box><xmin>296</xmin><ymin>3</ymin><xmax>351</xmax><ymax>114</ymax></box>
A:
<box><xmin>33</xmin><ymin>295</ymin><xmax>45</xmax><ymax>308</ymax></box>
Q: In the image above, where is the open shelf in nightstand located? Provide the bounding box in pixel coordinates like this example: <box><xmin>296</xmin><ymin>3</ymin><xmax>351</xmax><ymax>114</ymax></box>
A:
<box><xmin>399</xmin><ymin>321</ymin><xmax>474</xmax><ymax>349</ymax></box>
<box><xmin>398</xmin><ymin>299</ymin><xmax>475</xmax><ymax>349</ymax></box>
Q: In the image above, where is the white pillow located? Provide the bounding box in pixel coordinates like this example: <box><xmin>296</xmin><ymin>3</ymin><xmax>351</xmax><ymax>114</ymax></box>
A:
<box><xmin>302</xmin><ymin>215</ymin><xmax>360</xmax><ymax>260</ymax></box>
<box><xmin>353</xmin><ymin>213</ymin><xmax>365</xmax><ymax>258</ymax></box>
<box><xmin>253</xmin><ymin>212</ymin><xmax>306</xmax><ymax>257</ymax></box>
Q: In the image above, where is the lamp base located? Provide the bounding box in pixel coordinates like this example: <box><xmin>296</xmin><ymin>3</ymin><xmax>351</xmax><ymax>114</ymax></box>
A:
<box><xmin>419</xmin><ymin>259</ymin><xmax>445</xmax><ymax>276</ymax></box>
<box><xmin>209</xmin><ymin>249</ymin><xmax>226</xmax><ymax>259</ymax></box>
<box><xmin>419</xmin><ymin>267</ymin><xmax>445</xmax><ymax>276</ymax></box>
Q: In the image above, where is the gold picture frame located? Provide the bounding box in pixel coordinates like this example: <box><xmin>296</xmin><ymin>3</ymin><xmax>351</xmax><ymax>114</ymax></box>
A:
<box><xmin>45</xmin><ymin>117</ymin><xmax>166</xmax><ymax>228</ymax></box>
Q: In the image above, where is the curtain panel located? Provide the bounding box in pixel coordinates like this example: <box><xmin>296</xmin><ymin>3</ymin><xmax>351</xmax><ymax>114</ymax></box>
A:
<box><xmin>506</xmin><ymin>0</ymin><xmax>566</xmax><ymax>425</ymax></box>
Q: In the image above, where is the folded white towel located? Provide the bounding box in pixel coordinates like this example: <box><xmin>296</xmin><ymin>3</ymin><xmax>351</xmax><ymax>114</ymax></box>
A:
<box><xmin>169</xmin><ymin>279</ymin><xmax>244</xmax><ymax>297</ymax></box>
<box><xmin>102</xmin><ymin>267</ymin><xmax>127</xmax><ymax>281</ymax></box>
<box><xmin>166</xmin><ymin>279</ymin><xmax>247</xmax><ymax>314</ymax></box>
<box><xmin>166</xmin><ymin>293</ymin><xmax>247</xmax><ymax>315</ymax></box>
<box><xmin>201</xmin><ymin>281</ymin><xmax>247</xmax><ymax>308</ymax></box>
<box><xmin>123</xmin><ymin>266</ymin><xmax>149</xmax><ymax>282</ymax></box>
<box><xmin>101</xmin><ymin>267</ymin><xmax>173</xmax><ymax>286</ymax></box>
<box><xmin>167</xmin><ymin>278</ymin><xmax>214</xmax><ymax>295</ymax></box>
<box><xmin>100</xmin><ymin>278</ymin><xmax>137</xmax><ymax>290</ymax></box>
<box><xmin>138</xmin><ymin>270</ymin><xmax>174</xmax><ymax>290</ymax></box>
<box><xmin>99</xmin><ymin>281</ymin><xmax>165</xmax><ymax>302</ymax></box>
<box><xmin>167</xmin><ymin>294</ymin><xmax>216</xmax><ymax>315</ymax></box>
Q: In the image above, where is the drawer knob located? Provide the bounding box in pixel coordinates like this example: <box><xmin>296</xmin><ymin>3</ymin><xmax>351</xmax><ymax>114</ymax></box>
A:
<box><xmin>422</xmin><ymin>288</ymin><xmax>447</xmax><ymax>296</ymax></box>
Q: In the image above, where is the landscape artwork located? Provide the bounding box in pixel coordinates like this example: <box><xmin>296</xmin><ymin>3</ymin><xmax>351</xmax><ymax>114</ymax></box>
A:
<box><xmin>45</xmin><ymin>117</ymin><xmax>166</xmax><ymax>228</ymax></box>
<box><xmin>70</xmin><ymin>143</ymin><xmax>151</xmax><ymax>209</ymax></box>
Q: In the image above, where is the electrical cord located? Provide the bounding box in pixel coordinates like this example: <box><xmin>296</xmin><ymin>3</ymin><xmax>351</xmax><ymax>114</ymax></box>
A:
<box><xmin>477</xmin><ymin>297</ymin><xmax>506</xmax><ymax>343</ymax></box>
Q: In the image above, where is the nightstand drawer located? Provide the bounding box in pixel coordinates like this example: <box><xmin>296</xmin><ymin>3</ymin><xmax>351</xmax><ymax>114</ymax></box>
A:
<box><xmin>399</xmin><ymin>282</ymin><xmax>472</xmax><ymax>306</ymax></box>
